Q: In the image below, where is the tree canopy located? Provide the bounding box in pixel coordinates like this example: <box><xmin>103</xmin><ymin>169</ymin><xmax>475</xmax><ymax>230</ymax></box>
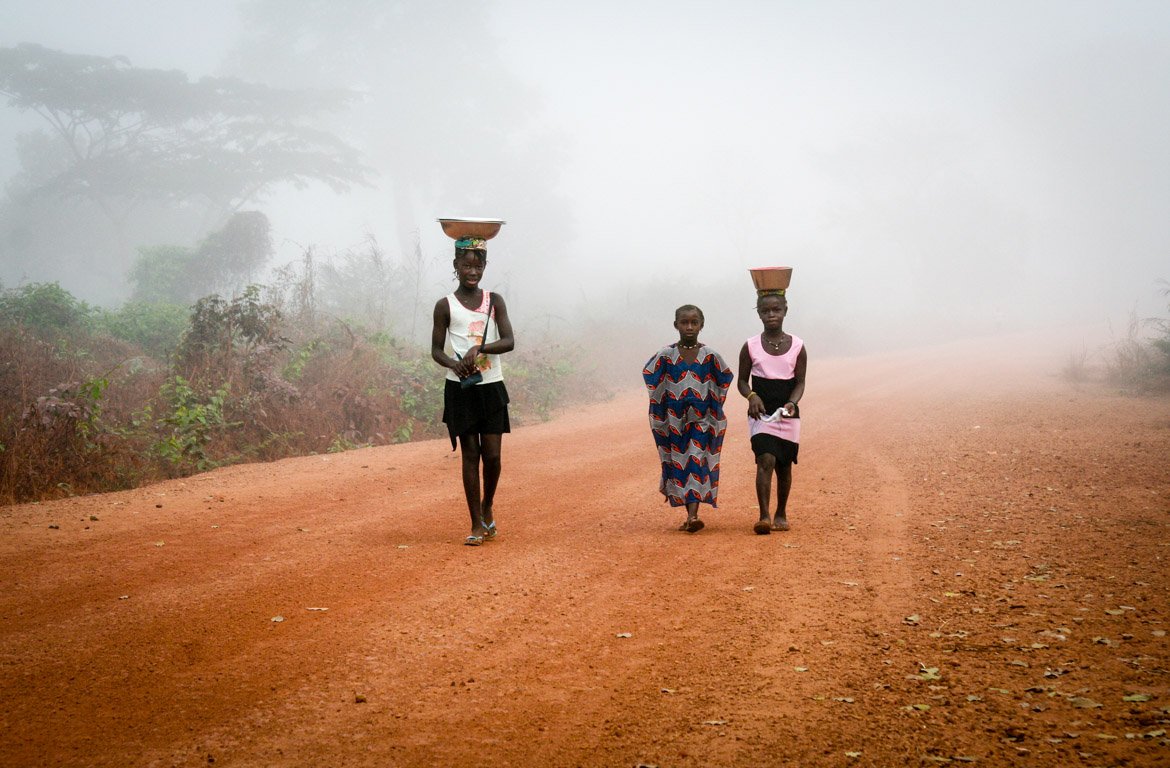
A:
<box><xmin>0</xmin><ymin>43</ymin><xmax>371</xmax><ymax>222</ymax></box>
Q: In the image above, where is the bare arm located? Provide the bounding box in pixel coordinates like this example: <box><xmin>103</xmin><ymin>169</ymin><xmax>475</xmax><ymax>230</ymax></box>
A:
<box><xmin>737</xmin><ymin>342</ymin><xmax>765</xmax><ymax>418</ymax></box>
<box><xmin>786</xmin><ymin>345</ymin><xmax>808</xmax><ymax>411</ymax></box>
<box><xmin>430</xmin><ymin>297</ymin><xmax>460</xmax><ymax>373</ymax></box>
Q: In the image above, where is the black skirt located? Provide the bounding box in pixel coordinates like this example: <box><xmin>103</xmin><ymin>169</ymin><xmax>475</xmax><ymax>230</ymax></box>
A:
<box><xmin>442</xmin><ymin>379</ymin><xmax>510</xmax><ymax>449</ymax></box>
<box><xmin>751</xmin><ymin>433</ymin><xmax>800</xmax><ymax>465</ymax></box>
<box><xmin>751</xmin><ymin>375</ymin><xmax>800</xmax><ymax>419</ymax></box>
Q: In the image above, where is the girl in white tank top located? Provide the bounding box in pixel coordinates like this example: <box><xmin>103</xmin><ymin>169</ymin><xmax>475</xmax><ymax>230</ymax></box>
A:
<box><xmin>430</xmin><ymin>243</ymin><xmax>515</xmax><ymax>546</ymax></box>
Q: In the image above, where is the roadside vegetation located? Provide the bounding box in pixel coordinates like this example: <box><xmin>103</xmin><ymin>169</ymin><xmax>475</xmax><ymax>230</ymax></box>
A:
<box><xmin>1064</xmin><ymin>280</ymin><xmax>1170</xmax><ymax>392</ymax></box>
<box><xmin>0</xmin><ymin>275</ymin><xmax>605</xmax><ymax>505</ymax></box>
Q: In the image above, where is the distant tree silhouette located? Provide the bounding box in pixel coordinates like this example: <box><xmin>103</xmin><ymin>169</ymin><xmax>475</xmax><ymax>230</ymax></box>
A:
<box><xmin>0</xmin><ymin>43</ymin><xmax>371</xmax><ymax>301</ymax></box>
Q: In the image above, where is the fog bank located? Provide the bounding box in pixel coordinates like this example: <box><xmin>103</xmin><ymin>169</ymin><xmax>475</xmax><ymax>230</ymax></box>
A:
<box><xmin>2</xmin><ymin>0</ymin><xmax>1167</xmax><ymax>359</ymax></box>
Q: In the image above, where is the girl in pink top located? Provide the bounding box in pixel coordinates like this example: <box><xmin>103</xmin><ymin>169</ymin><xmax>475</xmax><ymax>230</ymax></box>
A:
<box><xmin>736</xmin><ymin>291</ymin><xmax>807</xmax><ymax>534</ymax></box>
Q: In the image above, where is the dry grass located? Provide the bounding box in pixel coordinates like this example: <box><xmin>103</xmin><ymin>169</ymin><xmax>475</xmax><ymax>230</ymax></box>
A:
<box><xmin>0</xmin><ymin>318</ymin><xmax>607</xmax><ymax>505</ymax></box>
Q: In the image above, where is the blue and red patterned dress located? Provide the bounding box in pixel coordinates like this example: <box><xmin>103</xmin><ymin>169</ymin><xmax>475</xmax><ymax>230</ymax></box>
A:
<box><xmin>642</xmin><ymin>344</ymin><xmax>734</xmax><ymax>507</ymax></box>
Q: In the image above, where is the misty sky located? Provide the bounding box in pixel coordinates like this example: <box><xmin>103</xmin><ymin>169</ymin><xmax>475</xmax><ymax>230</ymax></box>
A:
<box><xmin>2</xmin><ymin>0</ymin><xmax>1168</xmax><ymax>356</ymax></box>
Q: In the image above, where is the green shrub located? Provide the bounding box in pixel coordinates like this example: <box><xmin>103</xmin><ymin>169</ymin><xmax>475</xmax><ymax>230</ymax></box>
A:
<box><xmin>153</xmin><ymin>376</ymin><xmax>237</xmax><ymax>475</ymax></box>
<box><xmin>94</xmin><ymin>301</ymin><xmax>189</xmax><ymax>360</ymax></box>
<box><xmin>0</xmin><ymin>282</ymin><xmax>92</xmax><ymax>336</ymax></box>
<box><xmin>129</xmin><ymin>245</ymin><xmax>195</xmax><ymax>303</ymax></box>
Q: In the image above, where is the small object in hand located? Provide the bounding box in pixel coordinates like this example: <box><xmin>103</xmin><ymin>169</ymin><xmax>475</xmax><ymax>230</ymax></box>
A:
<box><xmin>460</xmin><ymin>370</ymin><xmax>483</xmax><ymax>389</ymax></box>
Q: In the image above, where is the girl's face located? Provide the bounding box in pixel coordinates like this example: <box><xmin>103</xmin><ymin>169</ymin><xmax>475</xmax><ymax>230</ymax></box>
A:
<box><xmin>453</xmin><ymin>251</ymin><xmax>486</xmax><ymax>289</ymax></box>
<box><xmin>674</xmin><ymin>309</ymin><xmax>703</xmax><ymax>343</ymax></box>
<box><xmin>757</xmin><ymin>295</ymin><xmax>787</xmax><ymax>330</ymax></box>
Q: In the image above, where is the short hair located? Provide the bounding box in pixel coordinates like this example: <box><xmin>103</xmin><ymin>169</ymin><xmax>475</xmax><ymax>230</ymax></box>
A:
<box><xmin>756</xmin><ymin>293</ymin><xmax>787</xmax><ymax>310</ymax></box>
<box><xmin>674</xmin><ymin>304</ymin><xmax>705</xmax><ymax>324</ymax></box>
<box><xmin>454</xmin><ymin>248</ymin><xmax>487</xmax><ymax>264</ymax></box>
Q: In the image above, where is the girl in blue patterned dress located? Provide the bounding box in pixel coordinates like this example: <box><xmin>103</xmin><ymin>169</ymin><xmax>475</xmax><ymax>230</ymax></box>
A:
<box><xmin>642</xmin><ymin>305</ymin><xmax>734</xmax><ymax>533</ymax></box>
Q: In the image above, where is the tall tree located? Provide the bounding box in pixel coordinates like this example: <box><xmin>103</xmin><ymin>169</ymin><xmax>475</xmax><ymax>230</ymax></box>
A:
<box><xmin>0</xmin><ymin>43</ymin><xmax>371</xmax><ymax>301</ymax></box>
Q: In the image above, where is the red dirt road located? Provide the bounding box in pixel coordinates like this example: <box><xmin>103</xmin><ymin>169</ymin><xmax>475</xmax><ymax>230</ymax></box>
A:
<box><xmin>2</xmin><ymin>336</ymin><xmax>1169</xmax><ymax>767</ymax></box>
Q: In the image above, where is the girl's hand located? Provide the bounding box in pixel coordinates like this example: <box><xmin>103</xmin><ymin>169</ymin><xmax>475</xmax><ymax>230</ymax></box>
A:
<box><xmin>456</xmin><ymin>346</ymin><xmax>481</xmax><ymax>377</ymax></box>
<box><xmin>747</xmin><ymin>392</ymin><xmax>766</xmax><ymax>419</ymax></box>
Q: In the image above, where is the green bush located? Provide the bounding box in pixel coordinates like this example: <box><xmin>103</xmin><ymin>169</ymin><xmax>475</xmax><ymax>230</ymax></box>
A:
<box><xmin>153</xmin><ymin>375</ymin><xmax>237</xmax><ymax>476</ymax></box>
<box><xmin>129</xmin><ymin>245</ymin><xmax>195</xmax><ymax>303</ymax></box>
<box><xmin>0</xmin><ymin>282</ymin><xmax>92</xmax><ymax>336</ymax></box>
<box><xmin>94</xmin><ymin>301</ymin><xmax>189</xmax><ymax>360</ymax></box>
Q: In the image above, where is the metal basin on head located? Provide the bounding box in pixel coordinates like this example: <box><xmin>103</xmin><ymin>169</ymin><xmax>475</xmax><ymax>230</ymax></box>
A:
<box><xmin>437</xmin><ymin>217</ymin><xmax>506</xmax><ymax>240</ymax></box>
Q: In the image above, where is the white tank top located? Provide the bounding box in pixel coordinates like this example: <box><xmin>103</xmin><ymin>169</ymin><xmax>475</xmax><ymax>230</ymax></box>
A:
<box><xmin>445</xmin><ymin>291</ymin><xmax>504</xmax><ymax>384</ymax></box>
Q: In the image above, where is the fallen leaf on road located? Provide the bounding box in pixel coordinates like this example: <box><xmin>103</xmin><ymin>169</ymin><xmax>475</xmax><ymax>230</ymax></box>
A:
<box><xmin>916</xmin><ymin>666</ymin><xmax>941</xmax><ymax>681</ymax></box>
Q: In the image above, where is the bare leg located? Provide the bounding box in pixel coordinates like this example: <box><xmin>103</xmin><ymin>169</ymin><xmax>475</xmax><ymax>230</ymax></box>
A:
<box><xmin>754</xmin><ymin>453</ymin><xmax>776</xmax><ymax>533</ymax></box>
<box><xmin>479</xmin><ymin>434</ymin><xmax>502</xmax><ymax>523</ymax></box>
<box><xmin>772</xmin><ymin>461</ymin><xmax>792</xmax><ymax>531</ymax></box>
<box><xmin>480</xmin><ymin>433</ymin><xmax>502</xmax><ymax>536</ymax></box>
<box><xmin>679</xmin><ymin>500</ymin><xmax>704</xmax><ymax>532</ymax></box>
<box><xmin>457</xmin><ymin>434</ymin><xmax>487</xmax><ymax>537</ymax></box>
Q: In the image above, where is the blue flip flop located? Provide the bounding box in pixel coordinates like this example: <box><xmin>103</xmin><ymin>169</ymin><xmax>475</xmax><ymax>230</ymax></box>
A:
<box><xmin>484</xmin><ymin>521</ymin><xmax>498</xmax><ymax>540</ymax></box>
<box><xmin>464</xmin><ymin>534</ymin><xmax>484</xmax><ymax>546</ymax></box>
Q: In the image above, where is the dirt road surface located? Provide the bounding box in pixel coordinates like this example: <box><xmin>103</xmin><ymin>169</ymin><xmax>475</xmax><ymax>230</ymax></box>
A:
<box><xmin>2</xmin><ymin>335</ymin><xmax>1168</xmax><ymax>767</ymax></box>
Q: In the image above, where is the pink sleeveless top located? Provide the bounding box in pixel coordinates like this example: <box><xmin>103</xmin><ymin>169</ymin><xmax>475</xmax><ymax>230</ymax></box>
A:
<box><xmin>746</xmin><ymin>333</ymin><xmax>802</xmax><ymax>443</ymax></box>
